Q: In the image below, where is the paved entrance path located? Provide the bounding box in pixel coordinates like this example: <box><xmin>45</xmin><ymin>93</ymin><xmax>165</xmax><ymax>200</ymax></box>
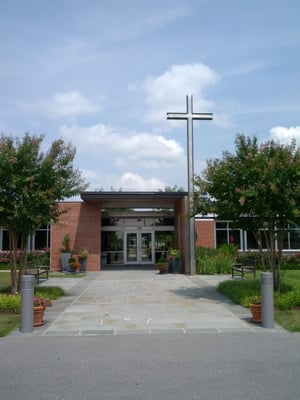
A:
<box><xmin>14</xmin><ymin>271</ymin><xmax>285</xmax><ymax>336</ymax></box>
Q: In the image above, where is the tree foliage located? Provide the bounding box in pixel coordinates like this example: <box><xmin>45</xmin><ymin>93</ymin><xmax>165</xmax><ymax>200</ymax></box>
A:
<box><xmin>160</xmin><ymin>185</ymin><xmax>185</xmax><ymax>192</ymax></box>
<box><xmin>194</xmin><ymin>134</ymin><xmax>300</xmax><ymax>288</ymax></box>
<box><xmin>0</xmin><ymin>133</ymin><xmax>88</xmax><ymax>293</ymax></box>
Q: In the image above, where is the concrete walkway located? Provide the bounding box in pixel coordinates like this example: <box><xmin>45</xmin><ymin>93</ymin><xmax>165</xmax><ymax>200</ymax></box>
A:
<box><xmin>14</xmin><ymin>270</ymin><xmax>285</xmax><ymax>336</ymax></box>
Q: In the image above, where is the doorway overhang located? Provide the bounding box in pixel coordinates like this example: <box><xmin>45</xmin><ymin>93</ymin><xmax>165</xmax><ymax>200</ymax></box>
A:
<box><xmin>81</xmin><ymin>191</ymin><xmax>190</xmax><ymax>273</ymax></box>
<box><xmin>81</xmin><ymin>191</ymin><xmax>188</xmax><ymax>209</ymax></box>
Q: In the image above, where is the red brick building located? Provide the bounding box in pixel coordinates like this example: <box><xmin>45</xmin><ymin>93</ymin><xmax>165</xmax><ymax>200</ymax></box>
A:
<box><xmin>2</xmin><ymin>191</ymin><xmax>299</xmax><ymax>272</ymax></box>
<box><xmin>50</xmin><ymin>191</ymin><xmax>193</xmax><ymax>273</ymax></box>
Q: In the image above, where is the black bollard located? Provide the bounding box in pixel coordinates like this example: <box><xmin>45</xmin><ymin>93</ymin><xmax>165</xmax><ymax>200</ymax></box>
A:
<box><xmin>261</xmin><ymin>272</ymin><xmax>274</xmax><ymax>329</ymax></box>
<box><xmin>20</xmin><ymin>275</ymin><xmax>35</xmax><ymax>333</ymax></box>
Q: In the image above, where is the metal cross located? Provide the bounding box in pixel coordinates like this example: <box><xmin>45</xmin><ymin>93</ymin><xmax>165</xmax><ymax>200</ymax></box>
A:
<box><xmin>167</xmin><ymin>95</ymin><xmax>213</xmax><ymax>274</ymax></box>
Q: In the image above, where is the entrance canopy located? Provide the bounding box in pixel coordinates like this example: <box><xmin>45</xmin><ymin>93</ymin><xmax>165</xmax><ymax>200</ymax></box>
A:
<box><xmin>81</xmin><ymin>191</ymin><xmax>190</xmax><ymax>272</ymax></box>
<box><xmin>81</xmin><ymin>191</ymin><xmax>188</xmax><ymax>209</ymax></box>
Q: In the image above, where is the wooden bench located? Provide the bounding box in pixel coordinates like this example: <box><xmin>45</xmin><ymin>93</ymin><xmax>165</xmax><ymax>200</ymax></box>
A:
<box><xmin>25</xmin><ymin>262</ymin><xmax>49</xmax><ymax>284</ymax></box>
<box><xmin>232</xmin><ymin>259</ymin><xmax>256</xmax><ymax>280</ymax></box>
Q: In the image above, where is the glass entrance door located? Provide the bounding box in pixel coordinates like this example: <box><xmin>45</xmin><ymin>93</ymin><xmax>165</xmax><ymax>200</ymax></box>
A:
<box><xmin>126</xmin><ymin>232</ymin><xmax>138</xmax><ymax>262</ymax></box>
<box><xmin>125</xmin><ymin>231</ymin><xmax>153</xmax><ymax>264</ymax></box>
<box><xmin>140</xmin><ymin>232</ymin><xmax>152</xmax><ymax>262</ymax></box>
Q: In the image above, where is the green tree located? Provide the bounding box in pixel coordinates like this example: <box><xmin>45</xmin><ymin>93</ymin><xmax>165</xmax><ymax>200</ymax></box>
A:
<box><xmin>160</xmin><ymin>185</ymin><xmax>185</xmax><ymax>192</ymax></box>
<box><xmin>0</xmin><ymin>133</ymin><xmax>88</xmax><ymax>293</ymax></box>
<box><xmin>194</xmin><ymin>134</ymin><xmax>300</xmax><ymax>289</ymax></box>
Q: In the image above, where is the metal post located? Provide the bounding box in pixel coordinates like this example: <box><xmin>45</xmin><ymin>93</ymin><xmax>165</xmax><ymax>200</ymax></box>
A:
<box><xmin>20</xmin><ymin>275</ymin><xmax>35</xmax><ymax>333</ymax></box>
<box><xmin>187</xmin><ymin>96</ymin><xmax>196</xmax><ymax>275</ymax></box>
<box><xmin>261</xmin><ymin>272</ymin><xmax>274</xmax><ymax>328</ymax></box>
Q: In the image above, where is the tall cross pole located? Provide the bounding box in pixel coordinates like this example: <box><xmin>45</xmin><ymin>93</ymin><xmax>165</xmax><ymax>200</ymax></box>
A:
<box><xmin>167</xmin><ymin>95</ymin><xmax>213</xmax><ymax>274</ymax></box>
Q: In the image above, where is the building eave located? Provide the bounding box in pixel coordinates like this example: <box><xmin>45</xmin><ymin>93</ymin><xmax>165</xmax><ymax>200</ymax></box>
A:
<box><xmin>80</xmin><ymin>191</ymin><xmax>188</xmax><ymax>209</ymax></box>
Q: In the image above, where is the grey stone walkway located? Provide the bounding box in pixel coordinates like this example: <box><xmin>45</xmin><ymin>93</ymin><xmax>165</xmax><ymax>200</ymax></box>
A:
<box><xmin>13</xmin><ymin>270</ymin><xmax>285</xmax><ymax>336</ymax></box>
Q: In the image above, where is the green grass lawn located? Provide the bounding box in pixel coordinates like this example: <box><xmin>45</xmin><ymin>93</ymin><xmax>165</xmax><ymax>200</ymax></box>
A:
<box><xmin>218</xmin><ymin>270</ymin><xmax>300</xmax><ymax>332</ymax></box>
<box><xmin>275</xmin><ymin>309</ymin><xmax>300</xmax><ymax>333</ymax></box>
<box><xmin>0</xmin><ymin>271</ymin><xmax>19</xmax><ymax>336</ymax></box>
<box><xmin>0</xmin><ymin>271</ymin><xmax>11</xmax><ymax>291</ymax></box>
<box><xmin>0</xmin><ymin>313</ymin><xmax>20</xmax><ymax>336</ymax></box>
<box><xmin>49</xmin><ymin>272</ymin><xmax>86</xmax><ymax>278</ymax></box>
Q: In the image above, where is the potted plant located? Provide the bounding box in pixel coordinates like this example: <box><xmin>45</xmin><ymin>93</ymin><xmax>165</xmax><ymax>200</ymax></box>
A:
<box><xmin>33</xmin><ymin>297</ymin><xmax>51</xmax><ymax>327</ymax></box>
<box><xmin>68</xmin><ymin>256</ymin><xmax>80</xmax><ymax>273</ymax></box>
<box><xmin>169</xmin><ymin>248</ymin><xmax>181</xmax><ymax>273</ymax></box>
<box><xmin>156</xmin><ymin>255</ymin><xmax>168</xmax><ymax>274</ymax></box>
<box><xmin>78</xmin><ymin>248</ymin><xmax>89</xmax><ymax>272</ymax></box>
<box><xmin>249</xmin><ymin>295</ymin><xmax>262</xmax><ymax>323</ymax></box>
<box><xmin>60</xmin><ymin>234</ymin><xmax>72</xmax><ymax>272</ymax></box>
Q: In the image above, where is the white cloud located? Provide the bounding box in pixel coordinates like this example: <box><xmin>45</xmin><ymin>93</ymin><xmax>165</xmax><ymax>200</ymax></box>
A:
<box><xmin>18</xmin><ymin>91</ymin><xmax>103</xmax><ymax>119</ymax></box>
<box><xmin>270</xmin><ymin>126</ymin><xmax>300</xmax><ymax>144</ymax></box>
<box><xmin>119</xmin><ymin>172</ymin><xmax>166</xmax><ymax>191</ymax></box>
<box><xmin>81</xmin><ymin>169</ymin><xmax>166</xmax><ymax>192</ymax></box>
<box><xmin>133</xmin><ymin>63</ymin><xmax>219</xmax><ymax>123</ymax></box>
<box><xmin>60</xmin><ymin>123</ymin><xmax>185</xmax><ymax>169</ymax></box>
<box><xmin>81</xmin><ymin>168</ymin><xmax>98</xmax><ymax>184</ymax></box>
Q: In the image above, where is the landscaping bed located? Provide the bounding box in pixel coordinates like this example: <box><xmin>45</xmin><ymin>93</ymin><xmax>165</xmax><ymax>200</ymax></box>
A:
<box><xmin>218</xmin><ymin>270</ymin><xmax>300</xmax><ymax>332</ymax></box>
<box><xmin>0</xmin><ymin>271</ymin><xmax>64</xmax><ymax>337</ymax></box>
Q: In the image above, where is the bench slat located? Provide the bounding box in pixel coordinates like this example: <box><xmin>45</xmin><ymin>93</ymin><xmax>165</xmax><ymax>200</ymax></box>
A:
<box><xmin>232</xmin><ymin>260</ymin><xmax>256</xmax><ymax>280</ymax></box>
<box><xmin>25</xmin><ymin>264</ymin><xmax>49</xmax><ymax>284</ymax></box>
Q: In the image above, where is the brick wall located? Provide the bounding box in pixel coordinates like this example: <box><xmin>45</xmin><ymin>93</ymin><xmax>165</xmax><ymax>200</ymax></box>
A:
<box><xmin>50</xmin><ymin>202</ymin><xmax>100</xmax><ymax>272</ymax></box>
<box><xmin>175</xmin><ymin>198</ymin><xmax>188</xmax><ymax>274</ymax></box>
<box><xmin>195</xmin><ymin>219</ymin><xmax>215</xmax><ymax>249</ymax></box>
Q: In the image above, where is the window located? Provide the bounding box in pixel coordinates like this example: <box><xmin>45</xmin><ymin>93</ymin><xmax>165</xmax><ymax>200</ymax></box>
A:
<box><xmin>0</xmin><ymin>225</ymin><xmax>50</xmax><ymax>251</ymax></box>
<box><xmin>284</xmin><ymin>223</ymin><xmax>300</xmax><ymax>250</ymax></box>
<box><xmin>215</xmin><ymin>221</ymin><xmax>300</xmax><ymax>251</ymax></box>
<box><xmin>33</xmin><ymin>225</ymin><xmax>51</xmax><ymax>250</ymax></box>
<box><xmin>101</xmin><ymin>231</ymin><xmax>124</xmax><ymax>265</ymax></box>
<box><xmin>215</xmin><ymin>222</ymin><xmax>241</xmax><ymax>249</ymax></box>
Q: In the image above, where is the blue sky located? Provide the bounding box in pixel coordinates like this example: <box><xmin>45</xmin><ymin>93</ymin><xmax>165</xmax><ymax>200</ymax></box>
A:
<box><xmin>1</xmin><ymin>0</ymin><xmax>299</xmax><ymax>192</ymax></box>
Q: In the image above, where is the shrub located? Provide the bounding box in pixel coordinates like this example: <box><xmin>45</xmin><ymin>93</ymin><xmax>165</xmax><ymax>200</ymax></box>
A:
<box><xmin>0</xmin><ymin>251</ymin><xmax>10</xmax><ymax>264</ymax></box>
<box><xmin>196</xmin><ymin>246</ymin><xmax>234</xmax><ymax>274</ymax></box>
<box><xmin>27</xmin><ymin>249</ymin><xmax>50</xmax><ymax>266</ymax></box>
<box><xmin>0</xmin><ymin>263</ymin><xmax>10</xmax><ymax>271</ymax></box>
<box><xmin>218</xmin><ymin>243</ymin><xmax>238</xmax><ymax>258</ymax></box>
<box><xmin>218</xmin><ymin>273</ymin><xmax>300</xmax><ymax>310</ymax></box>
<box><xmin>274</xmin><ymin>291</ymin><xmax>300</xmax><ymax>310</ymax></box>
<box><xmin>0</xmin><ymin>286</ymin><xmax>64</xmax><ymax>313</ymax></box>
<box><xmin>281</xmin><ymin>254</ymin><xmax>300</xmax><ymax>270</ymax></box>
<box><xmin>34</xmin><ymin>286</ymin><xmax>64</xmax><ymax>300</ymax></box>
<box><xmin>0</xmin><ymin>294</ymin><xmax>21</xmax><ymax>313</ymax></box>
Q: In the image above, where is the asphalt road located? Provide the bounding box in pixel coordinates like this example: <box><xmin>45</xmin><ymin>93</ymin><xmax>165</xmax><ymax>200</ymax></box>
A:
<box><xmin>1</xmin><ymin>332</ymin><xmax>299</xmax><ymax>400</ymax></box>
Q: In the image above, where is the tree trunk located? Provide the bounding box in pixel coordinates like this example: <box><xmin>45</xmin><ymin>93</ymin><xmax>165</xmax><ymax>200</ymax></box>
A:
<box><xmin>9</xmin><ymin>231</ymin><xmax>19</xmax><ymax>294</ymax></box>
<box><xmin>255</xmin><ymin>231</ymin><xmax>266</xmax><ymax>271</ymax></box>
<box><xmin>263</xmin><ymin>221</ymin><xmax>278</xmax><ymax>289</ymax></box>
<box><xmin>17</xmin><ymin>234</ymin><xmax>29</xmax><ymax>293</ymax></box>
<box><xmin>276</xmin><ymin>221</ymin><xmax>286</xmax><ymax>293</ymax></box>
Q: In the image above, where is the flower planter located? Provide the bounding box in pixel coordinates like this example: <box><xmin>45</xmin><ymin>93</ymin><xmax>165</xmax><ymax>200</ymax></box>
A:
<box><xmin>79</xmin><ymin>257</ymin><xmax>87</xmax><ymax>272</ymax></box>
<box><xmin>172</xmin><ymin>257</ymin><xmax>181</xmax><ymax>273</ymax></box>
<box><xmin>34</xmin><ymin>305</ymin><xmax>45</xmax><ymax>327</ymax></box>
<box><xmin>249</xmin><ymin>303</ymin><xmax>262</xmax><ymax>323</ymax></box>
<box><xmin>157</xmin><ymin>263</ymin><xmax>168</xmax><ymax>274</ymax></box>
<box><xmin>61</xmin><ymin>252</ymin><xmax>71</xmax><ymax>272</ymax></box>
<box><xmin>68</xmin><ymin>256</ymin><xmax>80</xmax><ymax>273</ymax></box>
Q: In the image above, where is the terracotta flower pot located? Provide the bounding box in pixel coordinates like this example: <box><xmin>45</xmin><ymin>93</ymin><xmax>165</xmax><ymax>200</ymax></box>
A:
<box><xmin>34</xmin><ymin>305</ymin><xmax>46</xmax><ymax>327</ymax></box>
<box><xmin>249</xmin><ymin>303</ymin><xmax>262</xmax><ymax>323</ymax></box>
<box><xmin>157</xmin><ymin>263</ymin><xmax>168</xmax><ymax>274</ymax></box>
